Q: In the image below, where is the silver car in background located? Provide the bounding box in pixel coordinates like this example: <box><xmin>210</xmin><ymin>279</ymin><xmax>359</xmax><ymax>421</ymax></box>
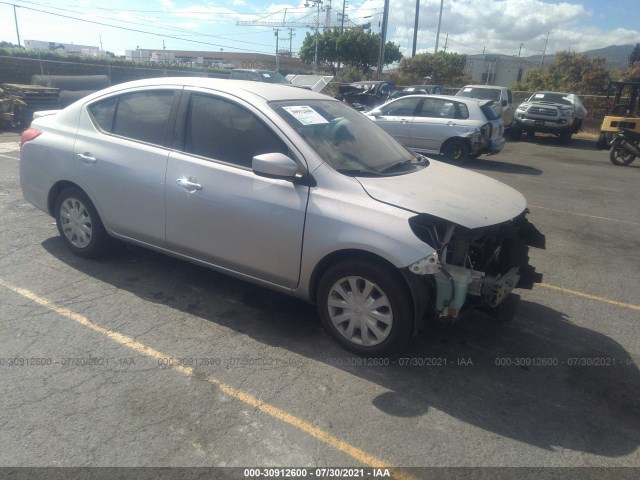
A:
<box><xmin>365</xmin><ymin>95</ymin><xmax>506</xmax><ymax>162</ymax></box>
<box><xmin>20</xmin><ymin>78</ymin><xmax>543</xmax><ymax>355</ymax></box>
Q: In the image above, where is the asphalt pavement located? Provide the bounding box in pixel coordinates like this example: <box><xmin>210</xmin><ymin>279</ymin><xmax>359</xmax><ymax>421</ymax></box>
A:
<box><xmin>0</xmin><ymin>131</ymin><xmax>638</xmax><ymax>477</ymax></box>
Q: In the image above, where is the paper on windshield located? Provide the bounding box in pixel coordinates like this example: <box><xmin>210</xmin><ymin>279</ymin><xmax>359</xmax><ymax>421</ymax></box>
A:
<box><xmin>282</xmin><ymin>106</ymin><xmax>329</xmax><ymax>125</ymax></box>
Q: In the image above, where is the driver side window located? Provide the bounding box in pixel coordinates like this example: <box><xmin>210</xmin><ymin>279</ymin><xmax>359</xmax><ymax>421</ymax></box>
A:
<box><xmin>183</xmin><ymin>94</ymin><xmax>287</xmax><ymax>168</ymax></box>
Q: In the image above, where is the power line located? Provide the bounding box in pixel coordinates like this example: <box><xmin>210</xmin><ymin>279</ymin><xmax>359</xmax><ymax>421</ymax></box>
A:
<box><xmin>1</xmin><ymin>1</ymin><xmax>274</xmax><ymax>53</ymax></box>
<box><xmin>6</xmin><ymin>0</ymin><xmax>274</xmax><ymax>48</ymax></box>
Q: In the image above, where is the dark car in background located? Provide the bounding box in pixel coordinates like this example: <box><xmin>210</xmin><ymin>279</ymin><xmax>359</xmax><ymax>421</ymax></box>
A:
<box><xmin>336</xmin><ymin>81</ymin><xmax>396</xmax><ymax>111</ymax></box>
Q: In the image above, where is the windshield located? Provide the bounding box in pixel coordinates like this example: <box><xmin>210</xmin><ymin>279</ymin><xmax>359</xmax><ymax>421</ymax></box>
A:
<box><xmin>272</xmin><ymin>100</ymin><xmax>420</xmax><ymax>175</ymax></box>
<box><xmin>259</xmin><ymin>71</ymin><xmax>290</xmax><ymax>84</ymax></box>
<box><xmin>528</xmin><ymin>92</ymin><xmax>574</xmax><ymax>106</ymax></box>
<box><xmin>457</xmin><ymin>87</ymin><xmax>501</xmax><ymax>101</ymax></box>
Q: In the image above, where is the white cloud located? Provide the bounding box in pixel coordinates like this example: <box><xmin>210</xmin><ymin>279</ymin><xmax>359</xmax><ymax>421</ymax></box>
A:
<box><xmin>350</xmin><ymin>0</ymin><xmax>639</xmax><ymax>57</ymax></box>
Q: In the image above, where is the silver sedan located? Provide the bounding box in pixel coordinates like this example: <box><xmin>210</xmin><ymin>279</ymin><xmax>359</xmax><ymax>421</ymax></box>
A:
<box><xmin>20</xmin><ymin>78</ymin><xmax>543</xmax><ymax>355</ymax></box>
<box><xmin>365</xmin><ymin>94</ymin><xmax>506</xmax><ymax>162</ymax></box>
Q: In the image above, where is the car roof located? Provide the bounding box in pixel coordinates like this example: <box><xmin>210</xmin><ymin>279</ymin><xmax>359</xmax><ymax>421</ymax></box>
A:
<box><xmin>80</xmin><ymin>77</ymin><xmax>329</xmax><ymax>103</ymax></box>
<box><xmin>393</xmin><ymin>94</ymin><xmax>483</xmax><ymax>103</ymax></box>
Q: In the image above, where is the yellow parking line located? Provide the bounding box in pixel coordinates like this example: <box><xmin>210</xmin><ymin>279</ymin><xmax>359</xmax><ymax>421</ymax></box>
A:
<box><xmin>539</xmin><ymin>282</ymin><xmax>640</xmax><ymax>312</ymax></box>
<box><xmin>529</xmin><ymin>205</ymin><xmax>640</xmax><ymax>226</ymax></box>
<box><xmin>0</xmin><ymin>278</ymin><xmax>413</xmax><ymax>478</ymax></box>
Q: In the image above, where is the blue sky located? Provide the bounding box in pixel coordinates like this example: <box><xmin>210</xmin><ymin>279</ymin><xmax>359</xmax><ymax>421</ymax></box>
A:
<box><xmin>0</xmin><ymin>0</ymin><xmax>639</xmax><ymax>58</ymax></box>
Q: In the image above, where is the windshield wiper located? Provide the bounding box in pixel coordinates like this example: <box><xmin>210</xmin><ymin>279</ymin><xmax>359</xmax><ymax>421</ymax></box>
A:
<box><xmin>379</xmin><ymin>159</ymin><xmax>413</xmax><ymax>173</ymax></box>
<box><xmin>335</xmin><ymin>168</ymin><xmax>382</xmax><ymax>177</ymax></box>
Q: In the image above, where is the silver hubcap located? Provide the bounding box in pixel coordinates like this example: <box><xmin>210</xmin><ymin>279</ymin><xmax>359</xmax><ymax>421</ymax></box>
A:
<box><xmin>327</xmin><ymin>276</ymin><xmax>393</xmax><ymax>346</ymax></box>
<box><xmin>59</xmin><ymin>198</ymin><xmax>92</xmax><ymax>248</ymax></box>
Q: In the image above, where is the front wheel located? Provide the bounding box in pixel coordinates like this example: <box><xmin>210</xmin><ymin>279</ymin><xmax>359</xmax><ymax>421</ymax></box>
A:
<box><xmin>54</xmin><ymin>187</ymin><xmax>110</xmax><ymax>258</ymax></box>
<box><xmin>317</xmin><ymin>261</ymin><xmax>414</xmax><ymax>356</ymax></box>
<box><xmin>609</xmin><ymin>140</ymin><xmax>636</xmax><ymax>166</ymax></box>
<box><xmin>442</xmin><ymin>140</ymin><xmax>469</xmax><ymax>162</ymax></box>
<box><xmin>559</xmin><ymin>131</ymin><xmax>572</xmax><ymax>145</ymax></box>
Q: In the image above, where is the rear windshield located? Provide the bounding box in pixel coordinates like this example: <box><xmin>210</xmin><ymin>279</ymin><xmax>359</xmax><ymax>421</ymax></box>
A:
<box><xmin>480</xmin><ymin>104</ymin><xmax>500</xmax><ymax>120</ymax></box>
<box><xmin>457</xmin><ymin>87</ymin><xmax>501</xmax><ymax>102</ymax></box>
<box><xmin>259</xmin><ymin>71</ymin><xmax>290</xmax><ymax>84</ymax></box>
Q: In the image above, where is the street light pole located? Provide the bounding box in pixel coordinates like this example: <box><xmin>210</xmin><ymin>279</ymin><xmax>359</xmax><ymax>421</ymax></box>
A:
<box><xmin>434</xmin><ymin>0</ymin><xmax>444</xmax><ymax>53</ymax></box>
<box><xmin>518</xmin><ymin>43</ymin><xmax>524</xmax><ymax>57</ymax></box>
<box><xmin>274</xmin><ymin>29</ymin><xmax>280</xmax><ymax>72</ymax></box>
<box><xmin>13</xmin><ymin>5</ymin><xmax>21</xmax><ymax>47</ymax></box>
<box><xmin>377</xmin><ymin>0</ymin><xmax>390</xmax><ymax>78</ymax></box>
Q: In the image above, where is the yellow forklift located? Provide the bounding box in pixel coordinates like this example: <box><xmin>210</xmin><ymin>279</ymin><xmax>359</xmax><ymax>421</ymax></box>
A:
<box><xmin>597</xmin><ymin>81</ymin><xmax>640</xmax><ymax>148</ymax></box>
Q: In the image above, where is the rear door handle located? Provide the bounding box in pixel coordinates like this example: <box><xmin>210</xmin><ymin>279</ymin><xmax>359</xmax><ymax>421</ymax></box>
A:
<box><xmin>76</xmin><ymin>153</ymin><xmax>96</xmax><ymax>164</ymax></box>
<box><xmin>176</xmin><ymin>177</ymin><xmax>202</xmax><ymax>192</ymax></box>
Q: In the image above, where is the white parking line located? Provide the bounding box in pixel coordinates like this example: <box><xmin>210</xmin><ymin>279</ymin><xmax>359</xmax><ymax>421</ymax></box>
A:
<box><xmin>529</xmin><ymin>205</ymin><xmax>640</xmax><ymax>227</ymax></box>
<box><xmin>0</xmin><ymin>277</ymin><xmax>415</xmax><ymax>479</ymax></box>
<box><xmin>0</xmin><ymin>142</ymin><xmax>20</xmax><ymax>154</ymax></box>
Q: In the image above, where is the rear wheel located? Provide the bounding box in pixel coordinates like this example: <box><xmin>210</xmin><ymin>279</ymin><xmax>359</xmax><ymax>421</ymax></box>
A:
<box><xmin>317</xmin><ymin>260</ymin><xmax>414</xmax><ymax>356</ymax></box>
<box><xmin>442</xmin><ymin>140</ymin><xmax>469</xmax><ymax>162</ymax></box>
<box><xmin>609</xmin><ymin>140</ymin><xmax>636</xmax><ymax>166</ymax></box>
<box><xmin>54</xmin><ymin>187</ymin><xmax>110</xmax><ymax>258</ymax></box>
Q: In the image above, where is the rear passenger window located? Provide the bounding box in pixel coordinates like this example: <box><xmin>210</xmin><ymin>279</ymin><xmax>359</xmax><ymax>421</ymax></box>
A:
<box><xmin>89</xmin><ymin>91</ymin><xmax>174</xmax><ymax>146</ymax></box>
<box><xmin>89</xmin><ymin>97</ymin><xmax>117</xmax><ymax>132</ymax></box>
<box><xmin>183</xmin><ymin>94</ymin><xmax>287</xmax><ymax>168</ymax></box>
<box><xmin>456</xmin><ymin>102</ymin><xmax>470</xmax><ymax>119</ymax></box>
<box><xmin>113</xmin><ymin>91</ymin><xmax>174</xmax><ymax>145</ymax></box>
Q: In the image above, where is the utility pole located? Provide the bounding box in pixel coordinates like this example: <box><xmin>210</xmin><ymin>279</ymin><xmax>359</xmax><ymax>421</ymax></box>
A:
<box><xmin>13</xmin><ymin>5</ymin><xmax>21</xmax><ymax>47</ymax></box>
<box><xmin>540</xmin><ymin>31</ymin><xmax>550</xmax><ymax>68</ymax></box>
<box><xmin>434</xmin><ymin>0</ymin><xmax>444</xmax><ymax>53</ymax></box>
<box><xmin>324</xmin><ymin>0</ymin><xmax>332</xmax><ymax>30</ymax></box>
<box><xmin>411</xmin><ymin>0</ymin><xmax>420</xmax><ymax>57</ymax></box>
<box><xmin>301</xmin><ymin>0</ymin><xmax>323</xmax><ymax>74</ymax></box>
<box><xmin>518</xmin><ymin>43</ymin><xmax>524</xmax><ymax>57</ymax></box>
<box><xmin>288</xmin><ymin>28</ymin><xmax>295</xmax><ymax>56</ymax></box>
<box><xmin>377</xmin><ymin>0</ymin><xmax>390</xmax><ymax>78</ymax></box>
<box><xmin>274</xmin><ymin>29</ymin><xmax>280</xmax><ymax>71</ymax></box>
<box><xmin>340</xmin><ymin>0</ymin><xmax>347</xmax><ymax>32</ymax></box>
<box><xmin>443</xmin><ymin>34</ymin><xmax>448</xmax><ymax>53</ymax></box>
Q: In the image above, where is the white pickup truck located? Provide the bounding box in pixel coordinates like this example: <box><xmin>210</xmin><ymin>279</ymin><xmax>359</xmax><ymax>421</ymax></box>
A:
<box><xmin>456</xmin><ymin>85</ymin><xmax>515</xmax><ymax>128</ymax></box>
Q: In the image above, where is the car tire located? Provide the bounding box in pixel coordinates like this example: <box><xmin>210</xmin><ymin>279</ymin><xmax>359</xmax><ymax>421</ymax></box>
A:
<box><xmin>54</xmin><ymin>187</ymin><xmax>110</xmax><ymax>258</ymax></box>
<box><xmin>317</xmin><ymin>260</ymin><xmax>414</xmax><ymax>356</ymax></box>
<box><xmin>510</xmin><ymin>127</ymin><xmax>523</xmax><ymax>140</ymax></box>
<box><xmin>442</xmin><ymin>140</ymin><xmax>469</xmax><ymax>162</ymax></box>
<box><xmin>609</xmin><ymin>140</ymin><xmax>636</xmax><ymax>166</ymax></box>
<box><xmin>559</xmin><ymin>131</ymin><xmax>572</xmax><ymax>145</ymax></box>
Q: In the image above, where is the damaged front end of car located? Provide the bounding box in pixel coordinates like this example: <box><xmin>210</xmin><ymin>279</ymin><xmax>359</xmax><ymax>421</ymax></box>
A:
<box><xmin>407</xmin><ymin>210</ymin><xmax>545</xmax><ymax>319</ymax></box>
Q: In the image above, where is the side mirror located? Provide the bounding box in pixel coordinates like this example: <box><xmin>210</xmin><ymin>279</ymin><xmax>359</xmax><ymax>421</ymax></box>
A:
<box><xmin>252</xmin><ymin>152</ymin><xmax>301</xmax><ymax>179</ymax></box>
<box><xmin>502</xmin><ymin>99</ymin><xmax>508</xmax><ymax>107</ymax></box>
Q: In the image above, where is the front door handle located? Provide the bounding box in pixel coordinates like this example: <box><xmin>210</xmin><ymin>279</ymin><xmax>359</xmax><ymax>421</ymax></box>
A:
<box><xmin>176</xmin><ymin>177</ymin><xmax>203</xmax><ymax>192</ymax></box>
<box><xmin>76</xmin><ymin>153</ymin><xmax>97</xmax><ymax>164</ymax></box>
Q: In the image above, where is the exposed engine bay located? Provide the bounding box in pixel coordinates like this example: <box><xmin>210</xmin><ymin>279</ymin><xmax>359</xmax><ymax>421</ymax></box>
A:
<box><xmin>408</xmin><ymin>210</ymin><xmax>545</xmax><ymax>318</ymax></box>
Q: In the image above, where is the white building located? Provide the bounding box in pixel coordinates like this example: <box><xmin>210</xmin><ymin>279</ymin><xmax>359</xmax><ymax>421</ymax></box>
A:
<box><xmin>465</xmin><ymin>54</ymin><xmax>537</xmax><ymax>86</ymax></box>
<box><xmin>24</xmin><ymin>39</ymin><xmax>100</xmax><ymax>55</ymax></box>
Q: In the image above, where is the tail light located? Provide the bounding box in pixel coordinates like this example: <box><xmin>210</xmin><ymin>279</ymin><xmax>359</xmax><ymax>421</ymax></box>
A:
<box><xmin>20</xmin><ymin>128</ymin><xmax>42</xmax><ymax>150</ymax></box>
<box><xmin>480</xmin><ymin>122</ymin><xmax>492</xmax><ymax>139</ymax></box>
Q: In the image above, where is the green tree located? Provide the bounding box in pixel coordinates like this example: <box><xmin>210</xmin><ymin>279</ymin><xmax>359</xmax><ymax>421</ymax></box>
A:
<box><xmin>522</xmin><ymin>51</ymin><xmax>610</xmax><ymax>94</ymax></box>
<box><xmin>622</xmin><ymin>62</ymin><xmax>640</xmax><ymax>81</ymax></box>
<box><xmin>299</xmin><ymin>28</ymin><xmax>402</xmax><ymax>73</ymax></box>
<box><xmin>392</xmin><ymin>51</ymin><xmax>468</xmax><ymax>86</ymax></box>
